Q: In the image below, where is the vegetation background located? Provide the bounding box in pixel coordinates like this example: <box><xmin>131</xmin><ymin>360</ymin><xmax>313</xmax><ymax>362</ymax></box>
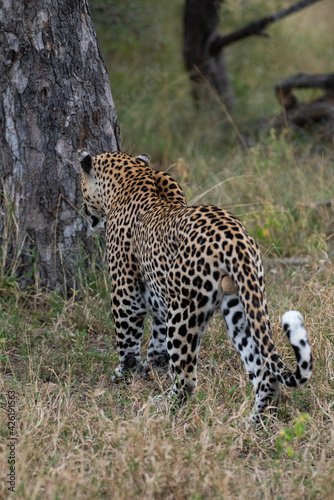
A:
<box><xmin>1</xmin><ymin>0</ymin><xmax>333</xmax><ymax>498</ymax></box>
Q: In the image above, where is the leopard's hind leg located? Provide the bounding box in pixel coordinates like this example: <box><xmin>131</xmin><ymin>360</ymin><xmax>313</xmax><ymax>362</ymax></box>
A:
<box><xmin>220</xmin><ymin>293</ymin><xmax>280</xmax><ymax>422</ymax></box>
<box><xmin>146</xmin><ymin>313</ymin><xmax>169</xmax><ymax>369</ymax></box>
<box><xmin>166</xmin><ymin>290</ymin><xmax>217</xmax><ymax>401</ymax></box>
<box><xmin>142</xmin><ymin>287</ymin><xmax>169</xmax><ymax>370</ymax></box>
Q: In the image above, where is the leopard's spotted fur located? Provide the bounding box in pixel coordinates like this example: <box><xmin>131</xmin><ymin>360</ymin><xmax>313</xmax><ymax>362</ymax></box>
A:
<box><xmin>79</xmin><ymin>150</ymin><xmax>312</xmax><ymax>421</ymax></box>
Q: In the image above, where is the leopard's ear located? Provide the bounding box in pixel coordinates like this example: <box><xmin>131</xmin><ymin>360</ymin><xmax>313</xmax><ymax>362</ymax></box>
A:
<box><xmin>136</xmin><ymin>154</ymin><xmax>150</xmax><ymax>166</ymax></box>
<box><xmin>78</xmin><ymin>150</ymin><xmax>92</xmax><ymax>174</ymax></box>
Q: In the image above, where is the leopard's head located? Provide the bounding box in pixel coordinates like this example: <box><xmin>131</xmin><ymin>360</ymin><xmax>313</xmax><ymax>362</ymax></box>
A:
<box><xmin>78</xmin><ymin>150</ymin><xmax>107</xmax><ymax>230</ymax></box>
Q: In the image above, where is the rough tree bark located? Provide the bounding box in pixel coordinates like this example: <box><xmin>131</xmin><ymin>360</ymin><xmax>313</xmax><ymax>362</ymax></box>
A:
<box><xmin>183</xmin><ymin>0</ymin><xmax>235</xmax><ymax>112</ymax></box>
<box><xmin>0</xmin><ymin>0</ymin><xmax>120</xmax><ymax>292</ymax></box>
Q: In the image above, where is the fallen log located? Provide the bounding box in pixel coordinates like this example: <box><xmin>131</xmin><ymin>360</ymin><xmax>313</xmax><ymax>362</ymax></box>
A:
<box><xmin>275</xmin><ymin>73</ymin><xmax>334</xmax><ymax>127</ymax></box>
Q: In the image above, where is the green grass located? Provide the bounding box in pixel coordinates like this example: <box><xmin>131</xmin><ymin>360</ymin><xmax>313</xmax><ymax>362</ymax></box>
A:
<box><xmin>92</xmin><ymin>0</ymin><xmax>334</xmax><ymax>257</ymax></box>
<box><xmin>1</xmin><ymin>0</ymin><xmax>334</xmax><ymax>498</ymax></box>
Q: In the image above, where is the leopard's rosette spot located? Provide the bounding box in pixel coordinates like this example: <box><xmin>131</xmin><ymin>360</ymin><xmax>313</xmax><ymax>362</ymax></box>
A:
<box><xmin>79</xmin><ymin>150</ymin><xmax>312</xmax><ymax>422</ymax></box>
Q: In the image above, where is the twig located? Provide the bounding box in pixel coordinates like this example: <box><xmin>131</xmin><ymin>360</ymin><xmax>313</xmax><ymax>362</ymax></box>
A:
<box><xmin>189</xmin><ymin>175</ymin><xmax>254</xmax><ymax>206</ymax></box>
<box><xmin>297</xmin><ymin>200</ymin><xmax>334</xmax><ymax>209</ymax></box>
<box><xmin>265</xmin><ymin>256</ymin><xmax>311</xmax><ymax>266</ymax></box>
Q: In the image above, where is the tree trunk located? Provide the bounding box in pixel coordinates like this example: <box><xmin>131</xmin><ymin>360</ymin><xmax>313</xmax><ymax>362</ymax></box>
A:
<box><xmin>0</xmin><ymin>0</ymin><xmax>120</xmax><ymax>292</ymax></box>
<box><xmin>183</xmin><ymin>0</ymin><xmax>320</xmax><ymax>113</ymax></box>
<box><xmin>183</xmin><ymin>0</ymin><xmax>235</xmax><ymax>112</ymax></box>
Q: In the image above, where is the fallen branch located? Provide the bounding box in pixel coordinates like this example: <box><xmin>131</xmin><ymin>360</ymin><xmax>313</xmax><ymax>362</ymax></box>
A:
<box><xmin>209</xmin><ymin>0</ymin><xmax>322</xmax><ymax>56</ymax></box>
<box><xmin>276</xmin><ymin>73</ymin><xmax>334</xmax><ymax>109</ymax></box>
<box><xmin>275</xmin><ymin>73</ymin><xmax>334</xmax><ymax>127</ymax></box>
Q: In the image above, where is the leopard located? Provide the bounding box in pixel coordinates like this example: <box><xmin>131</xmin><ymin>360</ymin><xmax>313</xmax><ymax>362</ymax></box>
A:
<box><xmin>79</xmin><ymin>149</ymin><xmax>312</xmax><ymax>422</ymax></box>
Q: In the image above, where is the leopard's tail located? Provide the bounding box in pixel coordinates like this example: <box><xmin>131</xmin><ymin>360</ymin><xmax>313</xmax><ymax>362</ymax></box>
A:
<box><xmin>273</xmin><ymin>310</ymin><xmax>313</xmax><ymax>388</ymax></box>
<box><xmin>221</xmin><ymin>274</ymin><xmax>312</xmax><ymax>388</ymax></box>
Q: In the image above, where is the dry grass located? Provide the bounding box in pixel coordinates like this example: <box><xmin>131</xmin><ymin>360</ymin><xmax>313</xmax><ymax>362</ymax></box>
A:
<box><xmin>1</xmin><ymin>257</ymin><xmax>333</xmax><ymax>499</ymax></box>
